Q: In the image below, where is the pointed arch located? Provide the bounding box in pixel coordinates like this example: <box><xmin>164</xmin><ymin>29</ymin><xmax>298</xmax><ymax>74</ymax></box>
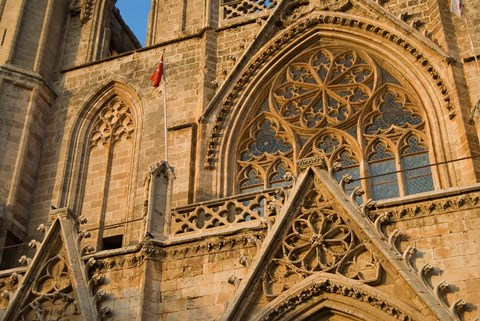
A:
<box><xmin>59</xmin><ymin>81</ymin><xmax>143</xmax><ymax>251</ymax></box>
<box><xmin>250</xmin><ymin>274</ymin><xmax>421</xmax><ymax>321</ymax></box>
<box><xmin>206</xmin><ymin>11</ymin><xmax>464</xmax><ymax>200</ymax></box>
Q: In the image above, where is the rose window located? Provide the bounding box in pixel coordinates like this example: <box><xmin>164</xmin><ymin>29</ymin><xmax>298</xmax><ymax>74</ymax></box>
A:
<box><xmin>282</xmin><ymin>207</ymin><xmax>355</xmax><ymax>272</ymax></box>
<box><xmin>271</xmin><ymin>48</ymin><xmax>376</xmax><ymax>130</ymax></box>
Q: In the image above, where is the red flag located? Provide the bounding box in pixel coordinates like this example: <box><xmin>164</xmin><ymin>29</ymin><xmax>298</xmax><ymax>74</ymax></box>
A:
<box><xmin>150</xmin><ymin>54</ymin><xmax>164</xmax><ymax>88</ymax></box>
<box><xmin>451</xmin><ymin>0</ymin><xmax>463</xmax><ymax>16</ymax></box>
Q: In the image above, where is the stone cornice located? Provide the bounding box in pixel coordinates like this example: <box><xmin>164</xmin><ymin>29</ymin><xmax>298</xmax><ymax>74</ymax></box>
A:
<box><xmin>82</xmin><ymin>229</ymin><xmax>266</xmax><ymax>272</ymax></box>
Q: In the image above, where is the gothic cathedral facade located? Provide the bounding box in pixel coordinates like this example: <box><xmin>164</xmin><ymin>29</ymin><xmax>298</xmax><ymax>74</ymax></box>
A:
<box><xmin>0</xmin><ymin>0</ymin><xmax>480</xmax><ymax>320</ymax></box>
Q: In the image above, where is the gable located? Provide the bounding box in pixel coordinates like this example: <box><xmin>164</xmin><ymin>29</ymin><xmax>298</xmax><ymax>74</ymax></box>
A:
<box><xmin>220</xmin><ymin>165</ymin><xmax>456</xmax><ymax>321</ymax></box>
<box><xmin>2</xmin><ymin>211</ymin><xmax>98</xmax><ymax>321</ymax></box>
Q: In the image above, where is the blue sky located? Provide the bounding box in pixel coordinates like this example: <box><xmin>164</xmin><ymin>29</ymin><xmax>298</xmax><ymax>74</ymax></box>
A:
<box><xmin>116</xmin><ymin>0</ymin><xmax>150</xmax><ymax>46</ymax></box>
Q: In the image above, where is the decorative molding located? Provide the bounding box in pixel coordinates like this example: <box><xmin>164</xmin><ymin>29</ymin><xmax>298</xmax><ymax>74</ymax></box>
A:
<box><xmin>86</xmin><ymin>252</ymin><xmax>147</xmax><ymax>273</ymax></box>
<box><xmin>296</xmin><ymin>156</ymin><xmax>326</xmax><ymax>170</ymax></box>
<box><xmin>163</xmin><ymin>232</ymin><xmax>265</xmax><ymax>261</ymax></box>
<box><xmin>84</xmin><ymin>231</ymin><xmax>265</xmax><ymax>269</ymax></box>
<box><xmin>205</xmin><ymin>13</ymin><xmax>454</xmax><ymax>169</ymax></box>
<box><xmin>260</xmin><ymin>279</ymin><xmax>413</xmax><ymax>321</ymax></box>
<box><xmin>369</xmin><ymin>193</ymin><xmax>480</xmax><ymax>220</ymax></box>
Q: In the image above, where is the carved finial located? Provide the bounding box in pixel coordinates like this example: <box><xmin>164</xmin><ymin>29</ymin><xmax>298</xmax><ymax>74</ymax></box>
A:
<box><xmin>93</xmin><ymin>289</ymin><xmax>106</xmax><ymax>303</ymax></box>
<box><xmin>350</xmin><ymin>186</ymin><xmax>364</xmax><ymax>203</ymax></box>
<box><xmin>450</xmin><ymin>299</ymin><xmax>466</xmax><ymax>320</ymax></box>
<box><xmin>228</xmin><ymin>275</ymin><xmax>241</xmax><ymax>286</ymax></box>
<box><xmin>360</xmin><ymin>199</ymin><xmax>376</xmax><ymax>216</ymax></box>
<box><xmin>402</xmin><ymin>246</ymin><xmax>417</xmax><ymax>269</ymax></box>
<box><xmin>28</xmin><ymin>239</ymin><xmax>41</xmax><ymax>251</ymax></box>
<box><xmin>77</xmin><ymin>231</ymin><xmax>92</xmax><ymax>243</ymax></box>
<box><xmin>399</xmin><ymin>12</ymin><xmax>409</xmax><ymax>21</ymax></box>
<box><xmin>81</xmin><ymin>244</ymin><xmax>95</xmax><ymax>255</ymax></box>
<box><xmin>374</xmin><ymin>212</ymin><xmax>390</xmax><ymax>238</ymax></box>
<box><xmin>418</xmin><ymin>263</ymin><xmax>435</xmax><ymax>289</ymax></box>
<box><xmin>18</xmin><ymin>255</ymin><xmax>32</xmax><ymax>266</ymax></box>
<box><xmin>9</xmin><ymin>272</ymin><xmax>18</xmax><ymax>284</ymax></box>
<box><xmin>410</xmin><ymin>19</ymin><xmax>422</xmax><ymax>29</ymax></box>
<box><xmin>37</xmin><ymin>224</ymin><xmax>47</xmax><ymax>234</ymax></box>
<box><xmin>340</xmin><ymin>174</ymin><xmax>352</xmax><ymax>192</ymax></box>
<box><xmin>239</xmin><ymin>255</ymin><xmax>249</xmax><ymax>267</ymax></box>
<box><xmin>1</xmin><ymin>291</ymin><xmax>9</xmax><ymax>300</ymax></box>
<box><xmin>77</xmin><ymin>216</ymin><xmax>88</xmax><ymax>225</ymax></box>
<box><xmin>388</xmin><ymin>229</ymin><xmax>403</xmax><ymax>254</ymax></box>
<box><xmin>98</xmin><ymin>306</ymin><xmax>111</xmax><ymax>318</ymax></box>
<box><xmin>433</xmin><ymin>280</ymin><xmax>449</xmax><ymax>302</ymax></box>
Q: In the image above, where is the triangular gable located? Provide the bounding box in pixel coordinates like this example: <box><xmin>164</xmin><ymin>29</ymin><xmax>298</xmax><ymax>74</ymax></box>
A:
<box><xmin>2</xmin><ymin>210</ymin><xmax>98</xmax><ymax>321</ymax></box>
<box><xmin>221</xmin><ymin>166</ymin><xmax>456</xmax><ymax>321</ymax></box>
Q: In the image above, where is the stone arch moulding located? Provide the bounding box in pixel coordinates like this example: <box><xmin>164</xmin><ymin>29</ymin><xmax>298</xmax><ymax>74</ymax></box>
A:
<box><xmin>57</xmin><ymin>81</ymin><xmax>143</xmax><ymax>218</ymax></box>
<box><xmin>250</xmin><ymin>273</ymin><xmax>424</xmax><ymax>321</ymax></box>
<box><xmin>211</xmin><ymin>13</ymin><xmax>456</xmax><ymax>196</ymax></box>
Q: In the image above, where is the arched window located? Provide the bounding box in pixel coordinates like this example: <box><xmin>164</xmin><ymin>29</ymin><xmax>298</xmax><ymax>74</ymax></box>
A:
<box><xmin>236</xmin><ymin>45</ymin><xmax>435</xmax><ymax>201</ymax></box>
<box><xmin>400</xmin><ymin>133</ymin><xmax>434</xmax><ymax>195</ymax></box>
<box><xmin>367</xmin><ymin>140</ymin><xmax>398</xmax><ymax>200</ymax></box>
<box><xmin>81</xmin><ymin>97</ymin><xmax>135</xmax><ymax>249</ymax></box>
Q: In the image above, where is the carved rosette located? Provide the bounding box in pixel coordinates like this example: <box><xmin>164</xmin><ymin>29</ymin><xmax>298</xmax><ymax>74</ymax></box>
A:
<box><xmin>263</xmin><ymin>188</ymin><xmax>382</xmax><ymax>297</ymax></box>
<box><xmin>270</xmin><ymin>47</ymin><xmax>376</xmax><ymax>132</ymax></box>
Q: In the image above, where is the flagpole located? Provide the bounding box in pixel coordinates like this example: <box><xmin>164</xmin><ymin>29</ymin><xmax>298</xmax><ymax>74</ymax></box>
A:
<box><xmin>463</xmin><ymin>13</ymin><xmax>480</xmax><ymax>79</ymax></box>
<box><xmin>162</xmin><ymin>49</ymin><xmax>169</xmax><ymax>163</ymax></box>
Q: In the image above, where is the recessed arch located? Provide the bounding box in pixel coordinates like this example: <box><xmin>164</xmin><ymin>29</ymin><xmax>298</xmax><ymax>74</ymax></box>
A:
<box><xmin>211</xmin><ymin>12</ymin><xmax>461</xmax><ymax>198</ymax></box>
<box><xmin>58</xmin><ymin>81</ymin><xmax>143</xmax><ymax>250</ymax></box>
<box><xmin>250</xmin><ymin>273</ymin><xmax>421</xmax><ymax>321</ymax></box>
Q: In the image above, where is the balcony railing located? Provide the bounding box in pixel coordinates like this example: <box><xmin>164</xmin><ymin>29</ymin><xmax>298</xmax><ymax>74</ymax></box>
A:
<box><xmin>220</xmin><ymin>0</ymin><xmax>278</xmax><ymax>22</ymax></box>
<box><xmin>170</xmin><ymin>187</ymin><xmax>289</xmax><ymax>237</ymax></box>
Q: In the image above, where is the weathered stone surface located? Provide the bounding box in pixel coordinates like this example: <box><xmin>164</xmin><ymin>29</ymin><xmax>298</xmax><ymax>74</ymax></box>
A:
<box><xmin>0</xmin><ymin>0</ymin><xmax>479</xmax><ymax>320</ymax></box>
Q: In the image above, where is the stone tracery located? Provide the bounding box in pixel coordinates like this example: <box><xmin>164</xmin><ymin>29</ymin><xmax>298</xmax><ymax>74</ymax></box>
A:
<box><xmin>237</xmin><ymin>45</ymin><xmax>434</xmax><ymax>200</ymax></box>
<box><xmin>19</xmin><ymin>254</ymin><xmax>81</xmax><ymax>321</ymax></box>
<box><xmin>262</xmin><ymin>186</ymin><xmax>382</xmax><ymax>298</ymax></box>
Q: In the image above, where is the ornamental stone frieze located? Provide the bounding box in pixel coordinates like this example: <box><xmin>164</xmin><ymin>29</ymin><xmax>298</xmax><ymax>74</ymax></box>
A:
<box><xmin>369</xmin><ymin>190</ymin><xmax>480</xmax><ymax>220</ymax></box>
<box><xmin>258</xmin><ymin>278</ymin><xmax>414</xmax><ymax>321</ymax></box>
